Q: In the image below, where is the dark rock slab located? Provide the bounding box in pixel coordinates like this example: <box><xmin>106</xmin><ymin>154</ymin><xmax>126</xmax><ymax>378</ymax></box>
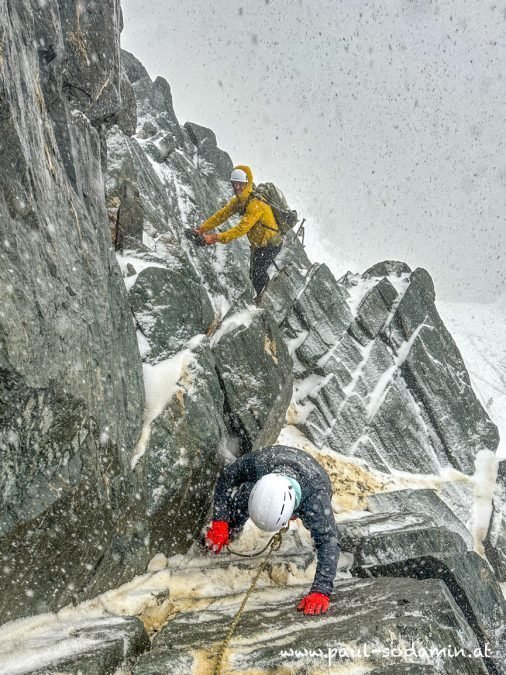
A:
<box><xmin>184</xmin><ymin>121</ymin><xmax>233</xmax><ymax>180</ymax></box>
<box><xmin>136</xmin><ymin>345</ymin><xmax>227</xmax><ymax>555</ymax></box>
<box><xmin>112</xmin><ymin>65</ymin><xmax>138</xmax><ymax>137</ymax></box>
<box><xmin>121</xmin><ymin>48</ymin><xmax>150</xmax><ymax>84</ymax></box>
<box><xmin>0</xmin><ymin>0</ymin><xmax>145</xmax><ymax>622</ymax></box>
<box><xmin>349</xmin><ymin>276</ymin><xmax>399</xmax><ymax>344</ymax></box>
<box><xmin>367</xmin><ymin>489</ymin><xmax>473</xmax><ymax>549</ymax></box>
<box><xmin>354</xmin><ymin>551</ymin><xmax>506</xmax><ymax>675</ymax></box>
<box><xmin>58</xmin><ymin>0</ymin><xmax>122</xmax><ymax>123</ymax></box>
<box><xmin>363</xmin><ymin>260</ymin><xmax>412</xmax><ymax>278</ymax></box>
<box><xmin>129</xmin><ymin>264</ymin><xmax>215</xmax><ymax>361</ymax></box>
<box><xmin>132</xmin><ymin>577</ymin><xmax>488</xmax><ymax>674</ymax></box>
<box><xmin>0</xmin><ymin>437</ymin><xmax>151</xmax><ymax>622</ymax></box>
<box><xmin>436</xmin><ymin>479</ymin><xmax>475</xmax><ymax>534</ymax></box>
<box><xmin>19</xmin><ymin>616</ymin><xmax>149</xmax><ymax>675</ymax></box>
<box><xmin>106</xmin><ymin>126</ymin><xmax>182</xmax><ymax>236</ymax></box>
<box><xmin>269</xmin><ymin>261</ymin><xmax>498</xmax><ymax>480</ymax></box>
<box><xmin>282</xmin><ymin>263</ymin><xmax>353</xmax><ymax>370</ymax></box>
<box><xmin>211</xmin><ymin>310</ymin><xmax>293</xmax><ymax>452</ymax></box>
<box><xmin>485</xmin><ymin>460</ymin><xmax>506</xmax><ymax>581</ymax></box>
<box><xmin>272</xmin><ymin>229</ymin><xmax>312</xmax><ymax>274</ymax></box>
<box><xmin>363</xmin><ymin>378</ymin><xmax>444</xmax><ymax>474</ymax></box>
<box><xmin>336</xmin><ymin>513</ymin><xmax>467</xmax><ymax>567</ymax></box>
<box><xmin>257</xmin><ymin>262</ymin><xmax>308</xmax><ymax>326</ymax></box>
<box><xmin>388</xmin><ymin>268</ymin><xmax>499</xmax><ymax>474</ymax></box>
<box><xmin>133</xmin><ymin>75</ymin><xmax>185</xmax><ymax>149</ymax></box>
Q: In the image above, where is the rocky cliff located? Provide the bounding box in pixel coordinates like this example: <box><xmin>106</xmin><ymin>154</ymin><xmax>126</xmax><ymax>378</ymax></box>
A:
<box><xmin>0</xmin><ymin>0</ymin><xmax>147</xmax><ymax>620</ymax></box>
<box><xmin>0</xmin><ymin>3</ymin><xmax>505</xmax><ymax>674</ymax></box>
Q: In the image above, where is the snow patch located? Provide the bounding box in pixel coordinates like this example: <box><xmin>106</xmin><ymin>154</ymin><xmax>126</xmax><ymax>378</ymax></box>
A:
<box><xmin>131</xmin><ymin>337</ymin><xmax>205</xmax><ymax>469</ymax></box>
<box><xmin>115</xmin><ymin>252</ymin><xmax>167</xmax><ymax>291</ymax></box>
<box><xmin>470</xmin><ymin>449</ymin><xmax>499</xmax><ymax>555</ymax></box>
<box><xmin>209</xmin><ymin>306</ymin><xmax>262</xmax><ymax>347</ymax></box>
<box><xmin>0</xmin><ymin>614</ymin><xmax>132</xmax><ymax>675</ymax></box>
<box><xmin>366</xmin><ymin>322</ymin><xmax>432</xmax><ymax>420</ymax></box>
<box><xmin>343</xmin><ymin>273</ymin><xmax>410</xmax><ymax>315</ymax></box>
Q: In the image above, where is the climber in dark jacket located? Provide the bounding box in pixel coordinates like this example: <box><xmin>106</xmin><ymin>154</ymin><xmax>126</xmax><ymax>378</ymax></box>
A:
<box><xmin>205</xmin><ymin>445</ymin><xmax>340</xmax><ymax>615</ymax></box>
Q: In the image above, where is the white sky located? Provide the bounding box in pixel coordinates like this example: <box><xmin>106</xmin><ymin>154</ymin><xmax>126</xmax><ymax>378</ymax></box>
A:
<box><xmin>121</xmin><ymin>0</ymin><xmax>506</xmax><ymax>301</ymax></box>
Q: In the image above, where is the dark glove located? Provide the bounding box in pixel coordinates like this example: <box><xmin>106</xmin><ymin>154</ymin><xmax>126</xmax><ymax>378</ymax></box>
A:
<box><xmin>297</xmin><ymin>592</ymin><xmax>330</xmax><ymax>615</ymax></box>
<box><xmin>205</xmin><ymin>520</ymin><xmax>229</xmax><ymax>553</ymax></box>
<box><xmin>184</xmin><ymin>229</ymin><xmax>206</xmax><ymax>246</ymax></box>
<box><xmin>202</xmin><ymin>233</ymin><xmax>218</xmax><ymax>245</ymax></box>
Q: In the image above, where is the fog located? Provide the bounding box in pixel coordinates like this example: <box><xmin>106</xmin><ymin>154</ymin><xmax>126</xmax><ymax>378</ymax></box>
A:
<box><xmin>121</xmin><ymin>0</ymin><xmax>505</xmax><ymax>301</ymax></box>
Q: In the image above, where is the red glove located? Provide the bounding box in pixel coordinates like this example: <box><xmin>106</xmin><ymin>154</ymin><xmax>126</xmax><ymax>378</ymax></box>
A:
<box><xmin>194</xmin><ymin>226</ymin><xmax>204</xmax><ymax>235</ymax></box>
<box><xmin>297</xmin><ymin>592</ymin><xmax>330</xmax><ymax>615</ymax></box>
<box><xmin>202</xmin><ymin>233</ymin><xmax>218</xmax><ymax>245</ymax></box>
<box><xmin>205</xmin><ymin>521</ymin><xmax>229</xmax><ymax>553</ymax></box>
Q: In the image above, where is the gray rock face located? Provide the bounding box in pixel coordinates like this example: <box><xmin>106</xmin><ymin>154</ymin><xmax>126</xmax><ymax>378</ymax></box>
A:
<box><xmin>363</xmin><ymin>260</ymin><xmax>412</xmax><ymax>278</ymax></box>
<box><xmin>355</xmin><ymin>552</ymin><xmax>506</xmax><ymax>674</ymax></box>
<box><xmin>389</xmin><ymin>268</ymin><xmax>498</xmax><ymax>474</ymax></box>
<box><xmin>106</xmin><ymin>53</ymin><xmax>295</xmax><ymax>466</ymax></box>
<box><xmin>31</xmin><ymin>617</ymin><xmax>150</xmax><ymax>675</ymax></box>
<box><xmin>132</xmin><ymin>577</ymin><xmax>488</xmax><ymax>674</ymax></box>
<box><xmin>0</xmin><ymin>0</ymin><xmax>147</xmax><ymax>620</ymax></box>
<box><xmin>184</xmin><ymin>121</ymin><xmax>234</xmax><ymax>181</ymax></box>
<box><xmin>267</xmin><ymin>262</ymin><xmax>498</xmax><ymax>475</ymax></box>
<box><xmin>121</xmin><ymin>48</ymin><xmax>150</xmax><ymax>84</ymax></box>
<box><xmin>211</xmin><ymin>309</ymin><xmax>294</xmax><ymax>452</ymax></box>
<box><xmin>106</xmin><ymin>63</ymin><xmax>235</xmax><ymax>241</ymax></box>
<box><xmin>130</xmin><ymin>265</ymin><xmax>215</xmax><ymax>361</ymax></box>
<box><xmin>485</xmin><ymin>460</ymin><xmax>506</xmax><ymax>581</ymax></box>
<box><xmin>367</xmin><ymin>489</ymin><xmax>474</xmax><ymax>549</ymax></box>
<box><xmin>136</xmin><ymin>345</ymin><xmax>227</xmax><ymax>556</ymax></box>
<box><xmin>58</xmin><ymin>0</ymin><xmax>123</xmax><ymax>124</ymax></box>
<box><xmin>337</xmin><ymin>512</ymin><xmax>468</xmax><ymax>567</ymax></box>
<box><xmin>112</xmin><ymin>65</ymin><xmax>138</xmax><ymax>136</ymax></box>
<box><xmin>349</xmin><ymin>276</ymin><xmax>399</xmax><ymax>343</ymax></box>
<box><xmin>0</xmin><ymin>616</ymin><xmax>149</xmax><ymax>675</ymax></box>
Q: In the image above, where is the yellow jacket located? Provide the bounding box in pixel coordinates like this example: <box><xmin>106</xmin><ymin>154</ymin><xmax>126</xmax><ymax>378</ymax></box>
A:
<box><xmin>200</xmin><ymin>165</ymin><xmax>280</xmax><ymax>248</ymax></box>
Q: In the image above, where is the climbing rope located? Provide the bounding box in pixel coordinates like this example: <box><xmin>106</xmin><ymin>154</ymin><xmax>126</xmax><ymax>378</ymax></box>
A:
<box><xmin>213</xmin><ymin>525</ymin><xmax>289</xmax><ymax>675</ymax></box>
<box><xmin>226</xmin><ymin>530</ymin><xmax>284</xmax><ymax>558</ymax></box>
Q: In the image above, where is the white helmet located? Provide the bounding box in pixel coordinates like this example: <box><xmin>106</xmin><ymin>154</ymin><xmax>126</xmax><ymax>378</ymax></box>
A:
<box><xmin>248</xmin><ymin>474</ymin><xmax>298</xmax><ymax>532</ymax></box>
<box><xmin>230</xmin><ymin>168</ymin><xmax>248</xmax><ymax>183</ymax></box>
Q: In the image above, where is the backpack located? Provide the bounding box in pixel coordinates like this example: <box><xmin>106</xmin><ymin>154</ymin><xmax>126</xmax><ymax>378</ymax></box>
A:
<box><xmin>248</xmin><ymin>183</ymin><xmax>299</xmax><ymax>235</ymax></box>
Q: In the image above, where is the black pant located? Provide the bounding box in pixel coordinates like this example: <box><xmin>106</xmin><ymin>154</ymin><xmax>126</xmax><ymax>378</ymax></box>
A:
<box><xmin>250</xmin><ymin>244</ymin><xmax>282</xmax><ymax>296</ymax></box>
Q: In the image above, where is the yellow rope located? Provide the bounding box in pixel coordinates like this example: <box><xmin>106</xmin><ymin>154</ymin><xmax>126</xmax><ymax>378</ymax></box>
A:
<box><xmin>213</xmin><ymin>526</ymin><xmax>288</xmax><ymax>675</ymax></box>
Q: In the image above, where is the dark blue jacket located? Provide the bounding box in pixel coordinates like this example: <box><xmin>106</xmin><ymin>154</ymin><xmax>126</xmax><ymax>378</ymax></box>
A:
<box><xmin>213</xmin><ymin>445</ymin><xmax>340</xmax><ymax>596</ymax></box>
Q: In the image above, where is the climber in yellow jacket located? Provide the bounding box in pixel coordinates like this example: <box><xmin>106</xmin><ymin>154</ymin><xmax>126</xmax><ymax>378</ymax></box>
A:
<box><xmin>194</xmin><ymin>165</ymin><xmax>282</xmax><ymax>297</ymax></box>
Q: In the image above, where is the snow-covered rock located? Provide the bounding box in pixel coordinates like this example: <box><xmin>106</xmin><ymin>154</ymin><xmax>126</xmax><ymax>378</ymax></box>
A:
<box><xmin>485</xmin><ymin>460</ymin><xmax>506</xmax><ymax>581</ymax></box>
<box><xmin>132</xmin><ymin>576</ymin><xmax>490</xmax><ymax>674</ymax></box>
<box><xmin>367</xmin><ymin>488</ymin><xmax>474</xmax><ymax>549</ymax></box>
<box><xmin>356</xmin><ymin>551</ymin><xmax>506</xmax><ymax>673</ymax></box>
<box><xmin>265</xmin><ymin>261</ymin><xmax>499</xmax><ymax>475</ymax></box>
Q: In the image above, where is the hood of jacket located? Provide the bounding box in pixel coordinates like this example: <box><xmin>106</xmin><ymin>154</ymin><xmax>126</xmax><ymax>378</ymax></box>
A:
<box><xmin>233</xmin><ymin>164</ymin><xmax>254</xmax><ymax>202</ymax></box>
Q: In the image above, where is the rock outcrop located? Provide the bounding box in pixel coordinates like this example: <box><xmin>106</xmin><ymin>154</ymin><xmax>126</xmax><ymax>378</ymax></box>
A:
<box><xmin>485</xmin><ymin>460</ymin><xmax>506</xmax><ymax>581</ymax></box>
<box><xmin>262</xmin><ymin>262</ymin><xmax>499</xmax><ymax>476</ymax></box>
<box><xmin>0</xmin><ymin>0</ymin><xmax>147</xmax><ymax>621</ymax></box>
<box><xmin>133</xmin><ymin>576</ymin><xmax>491</xmax><ymax>674</ymax></box>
